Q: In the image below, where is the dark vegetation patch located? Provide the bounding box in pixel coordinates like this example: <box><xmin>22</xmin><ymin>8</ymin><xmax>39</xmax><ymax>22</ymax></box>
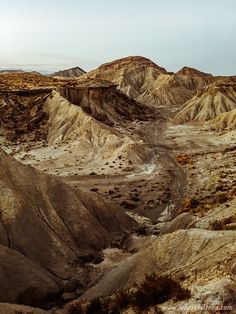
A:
<box><xmin>120</xmin><ymin>201</ymin><xmax>138</xmax><ymax>210</ymax></box>
<box><xmin>209</xmin><ymin>215</ymin><xmax>236</xmax><ymax>230</ymax></box>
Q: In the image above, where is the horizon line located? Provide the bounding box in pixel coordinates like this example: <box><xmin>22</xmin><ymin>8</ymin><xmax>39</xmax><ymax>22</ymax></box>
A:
<box><xmin>0</xmin><ymin>56</ymin><xmax>236</xmax><ymax>76</ymax></box>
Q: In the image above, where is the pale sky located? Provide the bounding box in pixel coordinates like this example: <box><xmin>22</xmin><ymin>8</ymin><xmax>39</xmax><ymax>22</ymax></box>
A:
<box><xmin>0</xmin><ymin>0</ymin><xmax>235</xmax><ymax>74</ymax></box>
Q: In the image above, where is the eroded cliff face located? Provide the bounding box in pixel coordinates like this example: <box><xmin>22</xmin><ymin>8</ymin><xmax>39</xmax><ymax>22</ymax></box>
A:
<box><xmin>0</xmin><ymin>79</ymin><xmax>154</xmax><ymax>177</ymax></box>
<box><xmin>59</xmin><ymin>78</ymin><xmax>152</xmax><ymax>126</ymax></box>
<box><xmin>78</xmin><ymin>229</ymin><xmax>236</xmax><ymax>300</ymax></box>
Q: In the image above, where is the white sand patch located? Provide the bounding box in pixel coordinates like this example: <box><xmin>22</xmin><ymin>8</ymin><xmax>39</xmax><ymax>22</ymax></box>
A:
<box><xmin>126</xmin><ymin>162</ymin><xmax>159</xmax><ymax>178</ymax></box>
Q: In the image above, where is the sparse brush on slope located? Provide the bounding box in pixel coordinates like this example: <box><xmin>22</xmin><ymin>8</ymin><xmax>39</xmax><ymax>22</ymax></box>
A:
<box><xmin>67</xmin><ymin>274</ymin><xmax>190</xmax><ymax>314</ymax></box>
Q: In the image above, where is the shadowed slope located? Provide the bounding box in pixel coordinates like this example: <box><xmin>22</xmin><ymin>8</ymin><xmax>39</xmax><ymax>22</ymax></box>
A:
<box><xmin>0</xmin><ymin>149</ymin><xmax>137</xmax><ymax>305</ymax></box>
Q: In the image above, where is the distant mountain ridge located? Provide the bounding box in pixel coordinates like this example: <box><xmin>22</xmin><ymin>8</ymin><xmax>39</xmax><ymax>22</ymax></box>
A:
<box><xmin>51</xmin><ymin>66</ymin><xmax>86</xmax><ymax>78</ymax></box>
<box><xmin>0</xmin><ymin>68</ymin><xmax>41</xmax><ymax>75</ymax></box>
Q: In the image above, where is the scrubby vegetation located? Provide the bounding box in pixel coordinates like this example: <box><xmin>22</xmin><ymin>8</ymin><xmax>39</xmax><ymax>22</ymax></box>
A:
<box><xmin>177</xmin><ymin>196</ymin><xmax>200</xmax><ymax>214</ymax></box>
<box><xmin>214</xmin><ymin>191</ymin><xmax>229</xmax><ymax>204</ymax></box>
<box><xmin>67</xmin><ymin>274</ymin><xmax>191</xmax><ymax>314</ymax></box>
<box><xmin>209</xmin><ymin>215</ymin><xmax>236</xmax><ymax>230</ymax></box>
<box><xmin>176</xmin><ymin>154</ymin><xmax>192</xmax><ymax>165</ymax></box>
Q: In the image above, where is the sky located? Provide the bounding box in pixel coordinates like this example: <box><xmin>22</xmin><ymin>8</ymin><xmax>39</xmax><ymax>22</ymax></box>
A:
<box><xmin>0</xmin><ymin>0</ymin><xmax>235</xmax><ymax>74</ymax></box>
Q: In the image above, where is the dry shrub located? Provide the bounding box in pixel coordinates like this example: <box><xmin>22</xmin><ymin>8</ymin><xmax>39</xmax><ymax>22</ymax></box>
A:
<box><xmin>209</xmin><ymin>216</ymin><xmax>235</xmax><ymax>230</ymax></box>
<box><xmin>214</xmin><ymin>191</ymin><xmax>229</xmax><ymax>204</ymax></box>
<box><xmin>177</xmin><ymin>197</ymin><xmax>199</xmax><ymax>214</ymax></box>
<box><xmin>176</xmin><ymin>154</ymin><xmax>192</xmax><ymax>166</ymax></box>
<box><xmin>125</xmin><ymin>274</ymin><xmax>190</xmax><ymax>309</ymax></box>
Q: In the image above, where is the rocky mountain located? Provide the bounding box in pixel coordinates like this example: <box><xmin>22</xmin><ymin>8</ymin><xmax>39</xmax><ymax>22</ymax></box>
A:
<box><xmin>0</xmin><ymin>57</ymin><xmax>236</xmax><ymax>313</ymax></box>
<box><xmin>51</xmin><ymin>66</ymin><xmax>86</xmax><ymax>78</ymax></box>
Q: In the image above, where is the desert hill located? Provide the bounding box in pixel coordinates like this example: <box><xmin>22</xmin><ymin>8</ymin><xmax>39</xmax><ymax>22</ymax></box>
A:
<box><xmin>0</xmin><ymin>148</ymin><xmax>137</xmax><ymax>307</ymax></box>
<box><xmin>59</xmin><ymin>78</ymin><xmax>153</xmax><ymax>126</ymax></box>
<box><xmin>97</xmin><ymin>56</ymin><xmax>166</xmax><ymax>73</ymax></box>
<box><xmin>51</xmin><ymin>66</ymin><xmax>86</xmax><ymax>78</ymax></box>
<box><xmin>82</xmin><ymin>56</ymin><xmax>213</xmax><ymax>109</ymax></box>
<box><xmin>81</xmin><ymin>56</ymin><xmax>167</xmax><ymax>100</ymax></box>
<box><xmin>0</xmin><ymin>69</ymin><xmax>41</xmax><ymax>76</ymax></box>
